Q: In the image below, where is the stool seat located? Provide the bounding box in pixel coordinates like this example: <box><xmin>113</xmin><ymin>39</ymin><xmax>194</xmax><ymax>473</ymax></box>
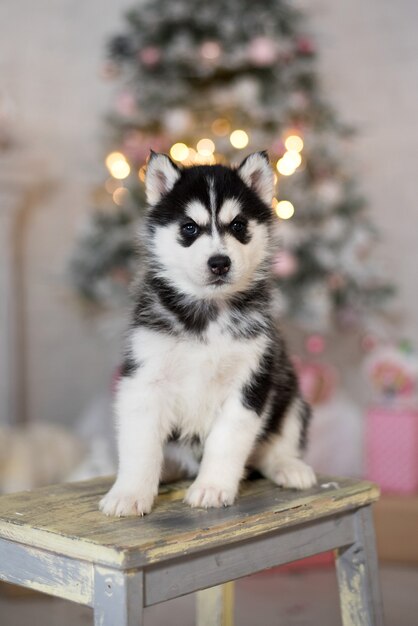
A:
<box><xmin>0</xmin><ymin>475</ymin><xmax>383</xmax><ymax>625</ymax></box>
<box><xmin>0</xmin><ymin>475</ymin><xmax>377</xmax><ymax>568</ymax></box>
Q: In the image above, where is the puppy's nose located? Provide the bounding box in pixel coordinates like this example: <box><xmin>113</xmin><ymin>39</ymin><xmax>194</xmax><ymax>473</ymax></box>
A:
<box><xmin>208</xmin><ymin>254</ymin><xmax>231</xmax><ymax>276</ymax></box>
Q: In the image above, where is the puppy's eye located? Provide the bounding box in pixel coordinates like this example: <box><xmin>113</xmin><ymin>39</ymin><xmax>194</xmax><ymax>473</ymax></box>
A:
<box><xmin>182</xmin><ymin>223</ymin><xmax>199</xmax><ymax>236</ymax></box>
<box><xmin>230</xmin><ymin>220</ymin><xmax>245</xmax><ymax>233</ymax></box>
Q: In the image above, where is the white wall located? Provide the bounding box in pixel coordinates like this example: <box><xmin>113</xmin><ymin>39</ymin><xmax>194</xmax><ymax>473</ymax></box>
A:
<box><xmin>0</xmin><ymin>0</ymin><xmax>132</xmax><ymax>425</ymax></box>
<box><xmin>0</xmin><ymin>0</ymin><xmax>417</xmax><ymax>426</ymax></box>
<box><xmin>307</xmin><ymin>0</ymin><xmax>418</xmax><ymax>343</ymax></box>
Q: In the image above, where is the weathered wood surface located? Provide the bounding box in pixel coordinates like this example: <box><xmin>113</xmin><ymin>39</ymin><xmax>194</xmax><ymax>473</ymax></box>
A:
<box><xmin>144</xmin><ymin>512</ymin><xmax>356</xmax><ymax>606</ymax></box>
<box><xmin>335</xmin><ymin>507</ymin><xmax>384</xmax><ymax>626</ymax></box>
<box><xmin>0</xmin><ymin>476</ymin><xmax>379</xmax><ymax>569</ymax></box>
<box><xmin>0</xmin><ymin>536</ymin><xmax>93</xmax><ymax>605</ymax></box>
<box><xmin>94</xmin><ymin>566</ymin><xmax>144</xmax><ymax>626</ymax></box>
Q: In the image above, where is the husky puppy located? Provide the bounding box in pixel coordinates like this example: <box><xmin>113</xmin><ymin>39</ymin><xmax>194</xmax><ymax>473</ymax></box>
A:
<box><xmin>100</xmin><ymin>151</ymin><xmax>316</xmax><ymax>516</ymax></box>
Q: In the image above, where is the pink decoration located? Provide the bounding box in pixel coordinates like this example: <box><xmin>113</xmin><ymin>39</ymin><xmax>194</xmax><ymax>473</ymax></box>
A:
<box><xmin>306</xmin><ymin>334</ymin><xmax>325</xmax><ymax>355</ymax></box>
<box><xmin>365</xmin><ymin>345</ymin><xmax>417</xmax><ymax>401</ymax></box>
<box><xmin>139</xmin><ymin>46</ymin><xmax>161</xmax><ymax>67</ymax></box>
<box><xmin>272</xmin><ymin>250</ymin><xmax>298</xmax><ymax>277</ymax></box>
<box><xmin>293</xmin><ymin>359</ymin><xmax>337</xmax><ymax>406</ymax></box>
<box><xmin>122</xmin><ymin>133</ymin><xmax>168</xmax><ymax>165</ymax></box>
<box><xmin>365</xmin><ymin>407</ymin><xmax>418</xmax><ymax>494</ymax></box>
<box><xmin>247</xmin><ymin>37</ymin><xmax>278</xmax><ymax>66</ymax></box>
<box><xmin>295</xmin><ymin>36</ymin><xmax>316</xmax><ymax>56</ymax></box>
<box><xmin>200</xmin><ymin>40</ymin><xmax>221</xmax><ymax>60</ymax></box>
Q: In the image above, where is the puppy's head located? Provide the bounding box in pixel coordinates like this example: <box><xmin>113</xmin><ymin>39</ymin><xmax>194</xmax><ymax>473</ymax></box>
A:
<box><xmin>144</xmin><ymin>151</ymin><xmax>274</xmax><ymax>299</ymax></box>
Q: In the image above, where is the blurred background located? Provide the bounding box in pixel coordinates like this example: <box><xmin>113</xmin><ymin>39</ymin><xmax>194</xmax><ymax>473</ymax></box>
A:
<box><xmin>0</xmin><ymin>0</ymin><xmax>417</xmax><ymax>624</ymax></box>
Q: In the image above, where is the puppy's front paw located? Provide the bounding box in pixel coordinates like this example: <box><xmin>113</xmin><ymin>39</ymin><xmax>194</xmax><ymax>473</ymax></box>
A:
<box><xmin>185</xmin><ymin>481</ymin><xmax>237</xmax><ymax>509</ymax></box>
<box><xmin>99</xmin><ymin>483</ymin><xmax>155</xmax><ymax>517</ymax></box>
<box><xmin>273</xmin><ymin>458</ymin><xmax>316</xmax><ymax>490</ymax></box>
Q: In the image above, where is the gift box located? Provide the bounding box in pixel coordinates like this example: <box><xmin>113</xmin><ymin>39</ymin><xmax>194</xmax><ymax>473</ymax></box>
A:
<box><xmin>365</xmin><ymin>407</ymin><xmax>418</xmax><ymax>494</ymax></box>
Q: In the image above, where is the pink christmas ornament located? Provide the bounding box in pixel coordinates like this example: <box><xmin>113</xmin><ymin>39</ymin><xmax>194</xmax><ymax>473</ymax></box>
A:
<box><xmin>247</xmin><ymin>36</ymin><xmax>278</xmax><ymax>66</ymax></box>
<box><xmin>293</xmin><ymin>359</ymin><xmax>337</xmax><ymax>406</ymax></box>
<box><xmin>122</xmin><ymin>133</ymin><xmax>169</xmax><ymax>165</ymax></box>
<box><xmin>139</xmin><ymin>46</ymin><xmax>161</xmax><ymax>67</ymax></box>
<box><xmin>272</xmin><ymin>250</ymin><xmax>298</xmax><ymax>277</ymax></box>
<box><xmin>295</xmin><ymin>36</ymin><xmax>316</xmax><ymax>56</ymax></box>
<box><xmin>200</xmin><ymin>40</ymin><xmax>221</xmax><ymax>61</ymax></box>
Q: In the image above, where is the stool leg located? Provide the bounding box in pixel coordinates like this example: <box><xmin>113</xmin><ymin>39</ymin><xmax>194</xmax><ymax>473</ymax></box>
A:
<box><xmin>335</xmin><ymin>507</ymin><xmax>384</xmax><ymax>626</ymax></box>
<box><xmin>94</xmin><ymin>566</ymin><xmax>144</xmax><ymax>626</ymax></box>
<box><xmin>196</xmin><ymin>582</ymin><xmax>235</xmax><ymax>626</ymax></box>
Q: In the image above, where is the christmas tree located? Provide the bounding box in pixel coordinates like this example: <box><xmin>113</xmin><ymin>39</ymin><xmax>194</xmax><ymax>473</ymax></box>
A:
<box><xmin>70</xmin><ymin>0</ymin><xmax>393</xmax><ymax>332</ymax></box>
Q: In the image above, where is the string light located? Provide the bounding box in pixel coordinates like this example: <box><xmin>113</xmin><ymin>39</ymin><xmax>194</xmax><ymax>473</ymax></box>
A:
<box><xmin>196</xmin><ymin>138</ymin><xmax>215</xmax><ymax>156</ymax></box>
<box><xmin>184</xmin><ymin>147</ymin><xmax>197</xmax><ymax>163</ymax></box>
<box><xmin>230</xmin><ymin>129</ymin><xmax>249</xmax><ymax>149</ymax></box>
<box><xmin>170</xmin><ymin>142</ymin><xmax>189</xmax><ymax>161</ymax></box>
<box><xmin>194</xmin><ymin>152</ymin><xmax>216</xmax><ymax>165</ymax></box>
<box><xmin>211</xmin><ymin>118</ymin><xmax>230</xmax><ymax>136</ymax></box>
<box><xmin>284</xmin><ymin>134</ymin><xmax>304</xmax><ymax>152</ymax></box>
<box><xmin>105</xmin><ymin>152</ymin><xmax>130</xmax><ymax>179</ymax></box>
<box><xmin>138</xmin><ymin>166</ymin><xmax>146</xmax><ymax>182</ymax></box>
<box><xmin>276</xmin><ymin>151</ymin><xmax>302</xmax><ymax>176</ymax></box>
<box><xmin>112</xmin><ymin>187</ymin><xmax>130</xmax><ymax>206</ymax></box>
<box><xmin>275</xmin><ymin>200</ymin><xmax>295</xmax><ymax>220</ymax></box>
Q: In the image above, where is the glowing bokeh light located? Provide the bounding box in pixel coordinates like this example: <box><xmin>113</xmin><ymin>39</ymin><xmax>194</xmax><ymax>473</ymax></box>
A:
<box><xmin>276</xmin><ymin>158</ymin><xmax>295</xmax><ymax>176</ymax></box>
<box><xmin>230</xmin><ymin>129</ymin><xmax>249</xmax><ymax>149</ymax></box>
<box><xmin>196</xmin><ymin>138</ymin><xmax>215</xmax><ymax>156</ymax></box>
<box><xmin>275</xmin><ymin>200</ymin><xmax>295</xmax><ymax>220</ymax></box>
<box><xmin>170</xmin><ymin>142</ymin><xmax>189</xmax><ymax>161</ymax></box>
<box><xmin>105</xmin><ymin>152</ymin><xmax>130</xmax><ymax>179</ymax></box>
<box><xmin>276</xmin><ymin>150</ymin><xmax>302</xmax><ymax>176</ymax></box>
<box><xmin>194</xmin><ymin>152</ymin><xmax>216</xmax><ymax>165</ymax></box>
<box><xmin>284</xmin><ymin>135</ymin><xmax>304</xmax><ymax>152</ymax></box>
<box><xmin>112</xmin><ymin>187</ymin><xmax>130</xmax><ymax>206</ymax></box>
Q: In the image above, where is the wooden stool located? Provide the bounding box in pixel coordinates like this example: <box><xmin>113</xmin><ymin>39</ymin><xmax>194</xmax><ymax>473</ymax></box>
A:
<box><xmin>0</xmin><ymin>476</ymin><xmax>383</xmax><ymax>625</ymax></box>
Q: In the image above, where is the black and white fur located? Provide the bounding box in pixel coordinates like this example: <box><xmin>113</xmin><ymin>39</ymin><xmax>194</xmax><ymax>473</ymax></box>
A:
<box><xmin>100</xmin><ymin>151</ymin><xmax>316</xmax><ymax>516</ymax></box>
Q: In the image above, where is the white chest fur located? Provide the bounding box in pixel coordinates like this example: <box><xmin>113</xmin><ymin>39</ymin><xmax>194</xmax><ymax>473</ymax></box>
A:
<box><xmin>129</xmin><ymin>314</ymin><xmax>268</xmax><ymax>439</ymax></box>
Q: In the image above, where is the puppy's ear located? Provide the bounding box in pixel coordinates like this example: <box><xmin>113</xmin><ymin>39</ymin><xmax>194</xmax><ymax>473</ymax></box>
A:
<box><xmin>237</xmin><ymin>151</ymin><xmax>274</xmax><ymax>205</ymax></box>
<box><xmin>145</xmin><ymin>151</ymin><xmax>181</xmax><ymax>205</ymax></box>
